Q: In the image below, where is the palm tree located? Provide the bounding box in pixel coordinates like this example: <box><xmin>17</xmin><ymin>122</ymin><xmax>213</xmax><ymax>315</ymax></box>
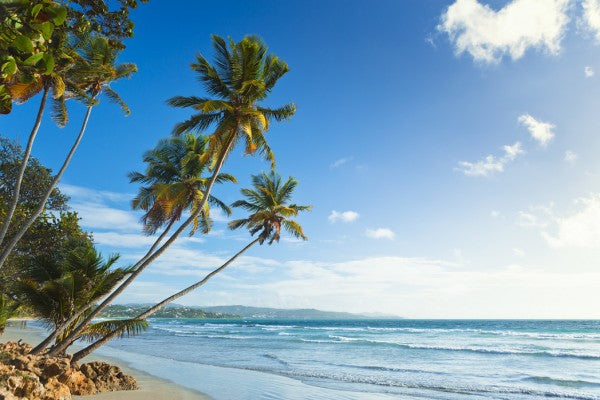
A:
<box><xmin>48</xmin><ymin>34</ymin><xmax>295</xmax><ymax>357</ymax></box>
<box><xmin>130</xmin><ymin>133</ymin><xmax>236</xmax><ymax>238</ymax></box>
<box><xmin>70</xmin><ymin>171</ymin><xmax>310</xmax><ymax>363</ymax></box>
<box><xmin>18</xmin><ymin>247</ymin><xmax>145</xmax><ymax>352</ymax></box>
<box><xmin>0</xmin><ymin>35</ymin><xmax>136</xmax><ymax>271</ymax></box>
<box><xmin>42</xmin><ymin>132</ymin><xmax>234</xmax><ymax>356</ymax></box>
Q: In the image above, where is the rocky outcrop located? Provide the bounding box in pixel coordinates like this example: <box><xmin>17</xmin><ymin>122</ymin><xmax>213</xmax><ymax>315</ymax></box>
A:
<box><xmin>0</xmin><ymin>341</ymin><xmax>138</xmax><ymax>400</ymax></box>
<box><xmin>79</xmin><ymin>362</ymin><xmax>138</xmax><ymax>392</ymax></box>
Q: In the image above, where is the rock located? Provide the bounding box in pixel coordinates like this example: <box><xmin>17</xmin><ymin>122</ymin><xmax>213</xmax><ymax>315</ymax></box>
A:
<box><xmin>7</xmin><ymin>355</ymin><xmax>40</xmax><ymax>376</ymax></box>
<box><xmin>7</xmin><ymin>373</ymin><xmax>45</xmax><ymax>399</ymax></box>
<box><xmin>43</xmin><ymin>378</ymin><xmax>71</xmax><ymax>400</ymax></box>
<box><xmin>80</xmin><ymin>362</ymin><xmax>138</xmax><ymax>392</ymax></box>
<box><xmin>0</xmin><ymin>342</ymin><xmax>137</xmax><ymax>399</ymax></box>
<box><xmin>39</xmin><ymin>359</ymin><xmax>70</xmax><ymax>382</ymax></box>
<box><xmin>0</xmin><ymin>388</ymin><xmax>22</xmax><ymax>400</ymax></box>
<box><xmin>58</xmin><ymin>370</ymin><xmax>96</xmax><ymax>396</ymax></box>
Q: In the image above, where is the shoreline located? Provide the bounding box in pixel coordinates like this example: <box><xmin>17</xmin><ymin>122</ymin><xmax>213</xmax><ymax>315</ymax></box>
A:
<box><xmin>1</xmin><ymin>323</ymin><xmax>211</xmax><ymax>400</ymax></box>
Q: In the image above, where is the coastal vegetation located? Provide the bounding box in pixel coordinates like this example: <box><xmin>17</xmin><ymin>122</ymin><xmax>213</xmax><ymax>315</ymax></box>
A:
<box><xmin>0</xmin><ymin>2</ymin><xmax>310</xmax><ymax>393</ymax></box>
<box><xmin>99</xmin><ymin>305</ymin><xmax>240</xmax><ymax>319</ymax></box>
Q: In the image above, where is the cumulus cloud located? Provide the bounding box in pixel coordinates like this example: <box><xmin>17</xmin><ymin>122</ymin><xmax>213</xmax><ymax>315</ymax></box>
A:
<box><xmin>542</xmin><ymin>194</ymin><xmax>600</xmax><ymax>248</ymax></box>
<box><xmin>328</xmin><ymin>210</ymin><xmax>359</xmax><ymax>223</ymax></box>
<box><xmin>330</xmin><ymin>157</ymin><xmax>353</xmax><ymax>169</ymax></box>
<box><xmin>565</xmin><ymin>150</ymin><xmax>578</xmax><ymax>163</ymax></box>
<box><xmin>582</xmin><ymin>0</ymin><xmax>600</xmax><ymax>41</ymax></box>
<box><xmin>518</xmin><ymin>114</ymin><xmax>555</xmax><ymax>146</ymax></box>
<box><xmin>456</xmin><ymin>141</ymin><xmax>524</xmax><ymax>177</ymax></box>
<box><xmin>438</xmin><ymin>0</ymin><xmax>570</xmax><ymax>63</ymax></box>
<box><xmin>585</xmin><ymin>66</ymin><xmax>595</xmax><ymax>77</ymax></box>
<box><xmin>365</xmin><ymin>228</ymin><xmax>395</xmax><ymax>240</ymax></box>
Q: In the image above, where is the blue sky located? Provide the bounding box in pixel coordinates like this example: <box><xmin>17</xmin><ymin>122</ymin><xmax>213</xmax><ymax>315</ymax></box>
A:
<box><xmin>2</xmin><ymin>0</ymin><xmax>600</xmax><ymax>317</ymax></box>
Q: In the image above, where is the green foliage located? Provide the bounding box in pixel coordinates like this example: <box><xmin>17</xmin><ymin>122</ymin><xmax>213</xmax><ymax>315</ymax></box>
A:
<box><xmin>80</xmin><ymin>318</ymin><xmax>148</xmax><ymax>341</ymax></box>
<box><xmin>0</xmin><ymin>0</ymin><xmax>69</xmax><ymax>113</ymax></box>
<box><xmin>60</xmin><ymin>0</ymin><xmax>149</xmax><ymax>49</ymax></box>
<box><xmin>129</xmin><ymin>133</ymin><xmax>236</xmax><ymax>236</ymax></box>
<box><xmin>66</xmin><ymin>34</ymin><xmax>136</xmax><ymax>110</ymax></box>
<box><xmin>0</xmin><ymin>294</ymin><xmax>19</xmax><ymax>334</ymax></box>
<box><xmin>0</xmin><ymin>135</ymin><xmax>92</xmax><ymax>294</ymax></box>
<box><xmin>229</xmin><ymin>171</ymin><xmax>311</xmax><ymax>244</ymax></box>
<box><xmin>99</xmin><ymin>304</ymin><xmax>240</xmax><ymax>319</ymax></box>
<box><xmin>16</xmin><ymin>247</ymin><xmax>132</xmax><ymax>342</ymax></box>
<box><xmin>0</xmin><ymin>0</ymin><xmax>143</xmax><ymax>115</ymax></box>
<box><xmin>167</xmin><ymin>35</ymin><xmax>296</xmax><ymax>168</ymax></box>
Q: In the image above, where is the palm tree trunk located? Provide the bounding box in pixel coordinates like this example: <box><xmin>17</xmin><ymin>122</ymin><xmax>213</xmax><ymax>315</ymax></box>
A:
<box><xmin>71</xmin><ymin>237</ymin><xmax>260</xmax><ymax>364</ymax></box>
<box><xmin>0</xmin><ymin>105</ymin><xmax>93</xmax><ymax>270</ymax></box>
<box><xmin>49</xmin><ymin>134</ymin><xmax>237</xmax><ymax>357</ymax></box>
<box><xmin>132</xmin><ymin>217</ymin><xmax>176</xmax><ymax>269</ymax></box>
<box><xmin>0</xmin><ymin>87</ymin><xmax>49</xmax><ymax>251</ymax></box>
<box><xmin>30</xmin><ymin>308</ymin><xmax>86</xmax><ymax>355</ymax></box>
<box><xmin>30</xmin><ymin>219</ymin><xmax>175</xmax><ymax>355</ymax></box>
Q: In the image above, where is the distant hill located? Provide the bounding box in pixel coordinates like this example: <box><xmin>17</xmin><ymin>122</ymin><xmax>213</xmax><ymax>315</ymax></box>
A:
<box><xmin>99</xmin><ymin>304</ymin><xmax>239</xmax><ymax>319</ymax></box>
<box><xmin>198</xmin><ymin>305</ymin><xmax>398</xmax><ymax>319</ymax></box>
<box><xmin>104</xmin><ymin>304</ymin><xmax>400</xmax><ymax>320</ymax></box>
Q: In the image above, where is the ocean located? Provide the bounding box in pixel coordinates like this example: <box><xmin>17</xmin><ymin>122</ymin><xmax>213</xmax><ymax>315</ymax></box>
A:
<box><xmin>91</xmin><ymin>319</ymin><xmax>600</xmax><ymax>400</ymax></box>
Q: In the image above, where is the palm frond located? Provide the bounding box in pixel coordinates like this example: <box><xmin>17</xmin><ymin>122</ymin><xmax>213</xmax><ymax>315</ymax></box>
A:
<box><xmin>51</xmin><ymin>96</ymin><xmax>68</xmax><ymax>128</ymax></box>
<box><xmin>103</xmin><ymin>87</ymin><xmax>130</xmax><ymax>115</ymax></box>
<box><xmin>257</xmin><ymin>103</ymin><xmax>296</xmax><ymax>122</ymax></box>
<box><xmin>166</xmin><ymin>96</ymin><xmax>210</xmax><ymax>109</ymax></box>
<box><xmin>81</xmin><ymin>319</ymin><xmax>148</xmax><ymax>342</ymax></box>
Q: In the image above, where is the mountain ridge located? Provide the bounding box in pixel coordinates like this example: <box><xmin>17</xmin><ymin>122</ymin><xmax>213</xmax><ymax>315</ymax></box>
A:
<box><xmin>111</xmin><ymin>303</ymin><xmax>400</xmax><ymax>319</ymax></box>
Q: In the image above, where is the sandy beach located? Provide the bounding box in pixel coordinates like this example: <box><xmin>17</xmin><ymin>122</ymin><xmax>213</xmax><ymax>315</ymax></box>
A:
<box><xmin>1</xmin><ymin>322</ymin><xmax>210</xmax><ymax>400</ymax></box>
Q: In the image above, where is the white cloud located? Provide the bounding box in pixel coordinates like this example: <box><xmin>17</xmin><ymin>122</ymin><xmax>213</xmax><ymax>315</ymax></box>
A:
<box><xmin>438</xmin><ymin>0</ymin><xmax>570</xmax><ymax>63</ymax></box>
<box><xmin>457</xmin><ymin>155</ymin><xmax>504</xmax><ymax>176</ymax></box>
<box><xmin>565</xmin><ymin>150</ymin><xmax>578</xmax><ymax>163</ymax></box>
<box><xmin>328</xmin><ymin>210</ymin><xmax>359</xmax><ymax>223</ymax></box>
<box><xmin>209</xmin><ymin>208</ymin><xmax>230</xmax><ymax>223</ymax></box>
<box><xmin>513</xmin><ymin>248</ymin><xmax>526</xmax><ymax>257</ymax></box>
<box><xmin>502</xmin><ymin>141</ymin><xmax>524</xmax><ymax>160</ymax></box>
<box><xmin>542</xmin><ymin>194</ymin><xmax>600</xmax><ymax>248</ymax></box>
<box><xmin>60</xmin><ymin>183</ymin><xmax>133</xmax><ymax>203</ymax></box>
<box><xmin>93</xmin><ymin>231</ymin><xmax>205</xmax><ymax>248</ymax></box>
<box><xmin>456</xmin><ymin>141</ymin><xmax>523</xmax><ymax>177</ymax></box>
<box><xmin>330</xmin><ymin>157</ymin><xmax>353</xmax><ymax>169</ymax></box>
<box><xmin>72</xmin><ymin>202</ymin><xmax>140</xmax><ymax>231</ymax></box>
<box><xmin>138</xmin><ymin>256</ymin><xmax>600</xmax><ymax>318</ymax></box>
<box><xmin>93</xmin><ymin>232</ymin><xmax>158</xmax><ymax>248</ymax></box>
<box><xmin>365</xmin><ymin>228</ymin><xmax>395</xmax><ymax>240</ymax></box>
<box><xmin>518</xmin><ymin>114</ymin><xmax>555</xmax><ymax>146</ymax></box>
<box><xmin>582</xmin><ymin>0</ymin><xmax>600</xmax><ymax>41</ymax></box>
<box><xmin>490</xmin><ymin>210</ymin><xmax>501</xmax><ymax>219</ymax></box>
<box><xmin>517</xmin><ymin>204</ymin><xmax>554</xmax><ymax>228</ymax></box>
<box><xmin>585</xmin><ymin>65</ymin><xmax>595</xmax><ymax>77</ymax></box>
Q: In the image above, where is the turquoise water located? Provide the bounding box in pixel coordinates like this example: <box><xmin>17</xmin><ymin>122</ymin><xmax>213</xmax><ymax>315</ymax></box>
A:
<box><xmin>101</xmin><ymin>319</ymin><xmax>600</xmax><ymax>399</ymax></box>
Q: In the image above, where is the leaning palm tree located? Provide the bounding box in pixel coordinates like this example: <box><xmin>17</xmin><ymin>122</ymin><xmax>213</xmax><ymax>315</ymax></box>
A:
<box><xmin>48</xmin><ymin>34</ymin><xmax>295</xmax><ymax>357</ymax></box>
<box><xmin>41</xmin><ymin>133</ymin><xmax>234</xmax><ymax>356</ymax></box>
<box><xmin>19</xmin><ymin>248</ymin><xmax>145</xmax><ymax>352</ymax></box>
<box><xmin>0</xmin><ymin>35</ymin><xmax>136</xmax><ymax>271</ymax></box>
<box><xmin>70</xmin><ymin>171</ymin><xmax>310</xmax><ymax>363</ymax></box>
